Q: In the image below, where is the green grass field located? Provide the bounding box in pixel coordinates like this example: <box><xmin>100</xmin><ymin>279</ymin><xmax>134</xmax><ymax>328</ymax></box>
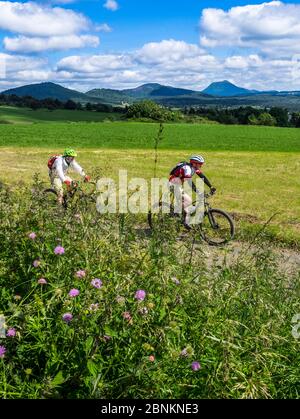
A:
<box><xmin>0</xmin><ymin>120</ymin><xmax>299</xmax><ymax>246</ymax></box>
<box><xmin>0</xmin><ymin>120</ymin><xmax>300</xmax><ymax>151</ymax></box>
<box><xmin>0</xmin><ymin>106</ymin><xmax>122</xmax><ymax>124</ymax></box>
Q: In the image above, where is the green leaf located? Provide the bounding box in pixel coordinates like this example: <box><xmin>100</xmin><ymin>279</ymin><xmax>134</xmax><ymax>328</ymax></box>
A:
<box><xmin>87</xmin><ymin>360</ymin><xmax>98</xmax><ymax>378</ymax></box>
<box><xmin>85</xmin><ymin>336</ymin><xmax>94</xmax><ymax>354</ymax></box>
<box><xmin>50</xmin><ymin>371</ymin><xmax>65</xmax><ymax>388</ymax></box>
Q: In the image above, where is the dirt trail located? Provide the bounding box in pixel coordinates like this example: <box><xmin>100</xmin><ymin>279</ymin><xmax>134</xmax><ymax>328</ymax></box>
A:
<box><xmin>197</xmin><ymin>240</ymin><xmax>300</xmax><ymax>275</ymax></box>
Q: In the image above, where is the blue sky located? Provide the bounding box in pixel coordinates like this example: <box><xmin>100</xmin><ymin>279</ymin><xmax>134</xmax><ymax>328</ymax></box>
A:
<box><xmin>1</xmin><ymin>0</ymin><xmax>300</xmax><ymax>92</ymax></box>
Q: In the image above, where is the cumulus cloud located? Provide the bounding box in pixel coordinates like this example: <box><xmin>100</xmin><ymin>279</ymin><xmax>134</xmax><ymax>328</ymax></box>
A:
<box><xmin>4</xmin><ymin>35</ymin><xmax>100</xmax><ymax>52</ymax></box>
<box><xmin>200</xmin><ymin>1</ymin><xmax>300</xmax><ymax>56</ymax></box>
<box><xmin>57</xmin><ymin>54</ymin><xmax>133</xmax><ymax>73</ymax></box>
<box><xmin>103</xmin><ymin>0</ymin><xmax>119</xmax><ymax>12</ymax></box>
<box><xmin>136</xmin><ymin>39</ymin><xmax>206</xmax><ymax>65</ymax></box>
<box><xmin>0</xmin><ymin>1</ymin><xmax>90</xmax><ymax>37</ymax></box>
<box><xmin>95</xmin><ymin>23</ymin><xmax>112</xmax><ymax>33</ymax></box>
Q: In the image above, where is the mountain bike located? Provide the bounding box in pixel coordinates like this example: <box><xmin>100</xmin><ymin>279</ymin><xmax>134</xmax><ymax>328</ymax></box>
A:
<box><xmin>148</xmin><ymin>191</ymin><xmax>235</xmax><ymax>246</ymax></box>
<box><xmin>43</xmin><ymin>180</ymin><xmax>97</xmax><ymax>209</ymax></box>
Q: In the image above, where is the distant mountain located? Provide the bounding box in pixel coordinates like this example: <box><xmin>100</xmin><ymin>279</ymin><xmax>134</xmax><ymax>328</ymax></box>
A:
<box><xmin>87</xmin><ymin>83</ymin><xmax>209</xmax><ymax>103</ymax></box>
<box><xmin>202</xmin><ymin>80</ymin><xmax>259</xmax><ymax>97</ymax></box>
<box><xmin>2</xmin><ymin>81</ymin><xmax>300</xmax><ymax>110</ymax></box>
<box><xmin>2</xmin><ymin>82</ymin><xmax>95</xmax><ymax>103</ymax></box>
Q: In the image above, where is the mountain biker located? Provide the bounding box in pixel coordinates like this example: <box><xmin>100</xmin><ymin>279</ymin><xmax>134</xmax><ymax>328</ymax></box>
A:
<box><xmin>48</xmin><ymin>148</ymin><xmax>90</xmax><ymax>204</ymax></box>
<box><xmin>169</xmin><ymin>155</ymin><xmax>216</xmax><ymax>218</ymax></box>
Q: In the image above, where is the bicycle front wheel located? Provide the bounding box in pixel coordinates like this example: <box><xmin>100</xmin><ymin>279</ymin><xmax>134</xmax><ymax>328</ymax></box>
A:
<box><xmin>200</xmin><ymin>208</ymin><xmax>235</xmax><ymax>246</ymax></box>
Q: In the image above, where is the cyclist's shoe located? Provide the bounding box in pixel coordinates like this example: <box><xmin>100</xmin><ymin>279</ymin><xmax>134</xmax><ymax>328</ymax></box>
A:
<box><xmin>183</xmin><ymin>222</ymin><xmax>192</xmax><ymax>231</ymax></box>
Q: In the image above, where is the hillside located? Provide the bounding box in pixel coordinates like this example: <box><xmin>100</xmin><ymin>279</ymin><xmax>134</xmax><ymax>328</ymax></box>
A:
<box><xmin>3</xmin><ymin>81</ymin><xmax>300</xmax><ymax>110</ymax></box>
<box><xmin>203</xmin><ymin>80</ymin><xmax>258</xmax><ymax>97</ymax></box>
<box><xmin>2</xmin><ymin>82</ymin><xmax>98</xmax><ymax>103</ymax></box>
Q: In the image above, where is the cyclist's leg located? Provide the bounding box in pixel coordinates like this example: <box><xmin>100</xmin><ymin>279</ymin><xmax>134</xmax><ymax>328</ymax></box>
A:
<box><xmin>169</xmin><ymin>178</ymin><xmax>185</xmax><ymax>215</ymax></box>
<box><xmin>51</xmin><ymin>175</ymin><xmax>64</xmax><ymax>205</ymax></box>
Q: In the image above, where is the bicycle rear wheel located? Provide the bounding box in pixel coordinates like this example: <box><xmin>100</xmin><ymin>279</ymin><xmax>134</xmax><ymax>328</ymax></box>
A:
<box><xmin>200</xmin><ymin>208</ymin><xmax>235</xmax><ymax>246</ymax></box>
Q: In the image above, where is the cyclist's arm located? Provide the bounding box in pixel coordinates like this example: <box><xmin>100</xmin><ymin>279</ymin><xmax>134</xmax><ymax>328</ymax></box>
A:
<box><xmin>196</xmin><ymin>171</ymin><xmax>212</xmax><ymax>188</ymax></box>
<box><xmin>186</xmin><ymin>178</ymin><xmax>199</xmax><ymax>193</ymax></box>
<box><xmin>71</xmin><ymin>160</ymin><xmax>86</xmax><ymax>177</ymax></box>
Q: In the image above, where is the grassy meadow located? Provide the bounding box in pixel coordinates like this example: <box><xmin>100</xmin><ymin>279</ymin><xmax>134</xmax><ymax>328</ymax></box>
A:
<box><xmin>0</xmin><ymin>117</ymin><xmax>299</xmax><ymax>399</ymax></box>
<box><xmin>0</xmin><ymin>121</ymin><xmax>299</xmax><ymax>246</ymax></box>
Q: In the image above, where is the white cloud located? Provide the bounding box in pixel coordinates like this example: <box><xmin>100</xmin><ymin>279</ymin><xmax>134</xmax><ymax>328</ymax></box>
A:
<box><xmin>135</xmin><ymin>39</ymin><xmax>206</xmax><ymax>65</ymax></box>
<box><xmin>224</xmin><ymin>55</ymin><xmax>263</xmax><ymax>69</ymax></box>
<box><xmin>0</xmin><ymin>52</ymin><xmax>47</xmax><ymax>72</ymax></box>
<box><xmin>57</xmin><ymin>54</ymin><xmax>132</xmax><ymax>73</ymax></box>
<box><xmin>200</xmin><ymin>1</ymin><xmax>300</xmax><ymax>56</ymax></box>
<box><xmin>95</xmin><ymin>23</ymin><xmax>112</xmax><ymax>33</ymax></box>
<box><xmin>103</xmin><ymin>0</ymin><xmax>119</xmax><ymax>12</ymax></box>
<box><xmin>0</xmin><ymin>1</ymin><xmax>90</xmax><ymax>36</ymax></box>
<box><xmin>4</xmin><ymin>35</ymin><xmax>100</xmax><ymax>52</ymax></box>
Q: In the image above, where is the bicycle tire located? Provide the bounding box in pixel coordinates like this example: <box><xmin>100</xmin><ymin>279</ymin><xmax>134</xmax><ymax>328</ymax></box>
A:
<box><xmin>200</xmin><ymin>208</ymin><xmax>235</xmax><ymax>246</ymax></box>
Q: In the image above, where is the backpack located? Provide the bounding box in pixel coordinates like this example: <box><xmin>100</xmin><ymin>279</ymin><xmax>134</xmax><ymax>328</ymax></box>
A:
<box><xmin>47</xmin><ymin>155</ymin><xmax>61</xmax><ymax>170</ymax></box>
<box><xmin>169</xmin><ymin>161</ymin><xmax>188</xmax><ymax>176</ymax></box>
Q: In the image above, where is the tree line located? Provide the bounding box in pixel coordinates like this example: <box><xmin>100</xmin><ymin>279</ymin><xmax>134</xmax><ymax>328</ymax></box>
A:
<box><xmin>1</xmin><ymin>94</ymin><xmax>300</xmax><ymax>127</ymax></box>
<box><xmin>0</xmin><ymin>94</ymin><xmax>125</xmax><ymax>114</ymax></box>
<box><xmin>183</xmin><ymin>105</ymin><xmax>300</xmax><ymax>128</ymax></box>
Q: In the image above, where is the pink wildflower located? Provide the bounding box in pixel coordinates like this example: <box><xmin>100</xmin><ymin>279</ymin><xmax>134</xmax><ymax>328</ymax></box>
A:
<box><xmin>54</xmin><ymin>246</ymin><xmax>65</xmax><ymax>255</ymax></box>
<box><xmin>38</xmin><ymin>278</ymin><xmax>47</xmax><ymax>285</ymax></box>
<box><xmin>6</xmin><ymin>328</ymin><xmax>16</xmax><ymax>337</ymax></box>
<box><xmin>62</xmin><ymin>313</ymin><xmax>73</xmax><ymax>323</ymax></box>
<box><xmin>91</xmin><ymin>278</ymin><xmax>102</xmax><ymax>289</ymax></box>
<box><xmin>33</xmin><ymin>260</ymin><xmax>40</xmax><ymax>268</ymax></box>
<box><xmin>0</xmin><ymin>346</ymin><xmax>6</xmax><ymax>358</ymax></box>
<box><xmin>68</xmin><ymin>289</ymin><xmax>80</xmax><ymax>298</ymax></box>
<box><xmin>75</xmin><ymin>270</ymin><xmax>86</xmax><ymax>279</ymax></box>
<box><xmin>135</xmin><ymin>289</ymin><xmax>146</xmax><ymax>301</ymax></box>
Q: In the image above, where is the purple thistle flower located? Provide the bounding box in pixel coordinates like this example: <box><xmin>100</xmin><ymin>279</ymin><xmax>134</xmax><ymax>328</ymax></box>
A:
<box><xmin>28</xmin><ymin>232</ymin><xmax>37</xmax><ymax>240</ymax></box>
<box><xmin>191</xmin><ymin>361</ymin><xmax>201</xmax><ymax>371</ymax></box>
<box><xmin>6</xmin><ymin>328</ymin><xmax>16</xmax><ymax>338</ymax></box>
<box><xmin>0</xmin><ymin>345</ymin><xmax>6</xmax><ymax>358</ymax></box>
<box><xmin>68</xmin><ymin>289</ymin><xmax>80</xmax><ymax>298</ymax></box>
<box><xmin>38</xmin><ymin>278</ymin><xmax>47</xmax><ymax>285</ymax></box>
<box><xmin>75</xmin><ymin>270</ymin><xmax>86</xmax><ymax>279</ymax></box>
<box><xmin>91</xmin><ymin>278</ymin><xmax>102</xmax><ymax>289</ymax></box>
<box><xmin>135</xmin><ymin>289</ymin><xmax>146</xmax><ymax>301</ymax></box>
<box><xmin>54</xmin><ymin>246</ymin><xmax>65</xmax><ymax>255</ymax></box>
<box><xmin>33</xmin><ymin>259</ymin><xmax>41</xmax><ymax>268</ymax></box>
<box><xmin>62</xmin><ymin>313</ymin><xmax>73</xmax><ymax>323</ymax></box>
<box><xmin>103</xmin><ymin>335</ymin><xmax>111</xmax><ymax>342</ymax></box>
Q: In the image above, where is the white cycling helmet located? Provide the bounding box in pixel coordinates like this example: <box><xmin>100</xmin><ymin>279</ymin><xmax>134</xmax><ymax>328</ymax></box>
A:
<box><xmin>189</xmin><ymin>155</ymin><xmax>205</xmax><ymax>164</ymax></box>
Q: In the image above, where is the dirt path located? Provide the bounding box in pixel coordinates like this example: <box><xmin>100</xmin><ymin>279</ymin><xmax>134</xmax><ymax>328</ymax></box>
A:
<box><xmin>197</xmin><ymin>240</ymin><xmax>300</xmax><ymax>275</ymax></box>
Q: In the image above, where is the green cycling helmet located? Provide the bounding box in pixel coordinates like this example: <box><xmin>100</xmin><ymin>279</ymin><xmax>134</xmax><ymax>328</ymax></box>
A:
<box><xmin>63</xmin><ymin>148</ymin><xmax>77</xmax><ymax>157</ymax></box>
